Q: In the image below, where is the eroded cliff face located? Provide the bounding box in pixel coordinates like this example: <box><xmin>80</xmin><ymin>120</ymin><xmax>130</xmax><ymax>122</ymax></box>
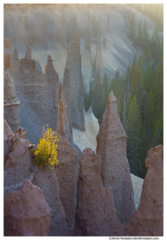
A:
<box><xmin>63</xmin><ymin>33</ymin><xmax>85</xmax><ymax>131</ymax></box>
<box><xmin>96</xmin><ymin>91</ymin><xmax>135</xmax><ymax>224</ymax></box>
<box><xmin>4</xmin><ymin>127</ymin><xmax>32</xmax><ymax>195</ymax></box>
<box><xmin>7</xmin><ymin>43</ymin><xmax>60</xmax><ymax>144</ymax></box>
<box><xmin>4</xmin><ymin>72</ymin><xmax>21</xmax><ymax>133</ymax></box>
<box><xmin>4</xmin><ymin>179</ymin><xmax>51</xmax><ymax>236</ymax></box>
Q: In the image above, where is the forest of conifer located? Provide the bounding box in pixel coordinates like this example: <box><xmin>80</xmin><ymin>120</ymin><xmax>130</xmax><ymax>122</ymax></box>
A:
<box><xmin>84</xmin><ymin>4</ymin><xmax>163</xmax><ymax>178</ymax></box>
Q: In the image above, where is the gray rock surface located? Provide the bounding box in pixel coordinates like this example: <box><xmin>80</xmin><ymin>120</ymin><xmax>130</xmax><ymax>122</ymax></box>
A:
<box><xmin>96</xmin><ymin>91</ymin><xmax>135</xmax><ymax>224</ymax></box>
<box><xmin>35</xmin><ymin>60</ymin><xmax>42</xmax><ymax>73</ymax></box>
<box><xmin>4</xmin><ymin>119</ymin><xmax>13</xmax><ymax>140</ymax></box>
<box><xmin>14</xmin><ymin>47</ymin><xmax>19</xmax><ymax>60</ymax></box>
<box><xmin>72</xmin><ymin>128</ymin><xmax>95</xmax><ymax>152</ymax></box>
<box><xmin>7</xmin><ymin>50</ymin><xmax>60</xmax><ymax>144</ymax></box>
<box><xmin>85</xmin><ymin>106</ymin><xmax>99</xmax><ymax>147</ymax></box>
<box><xmin>63</xmin><ymin>33</ymin><xmax>85</xmax><ymax>131</ymax></box>
<box><xmin>4</xmin><ymin>127</ymin><xmax>32</xmax><ymax>195</ymax></box>
<box><xmin>4</xmin><ymin>72</ymin><xmax>20</xmax><ymax>132</ymax></box>
<box><xmin>130</xmin><ymin>173</ymin><xmax>143</xmax><ymax>209</ymax></box>
<box><xmin>4</xmin><ymin>36</ymin><xmax>13</xmax><ymax>71</ymax></box>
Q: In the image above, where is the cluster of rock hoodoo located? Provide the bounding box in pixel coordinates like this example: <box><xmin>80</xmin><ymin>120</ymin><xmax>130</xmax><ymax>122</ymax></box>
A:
<box><xmin>4</xmin><ymin>35</ymin><xmax>163</xmax><ymax>236</ymax></box>
<box><xmin>4</xmin><ymin>91</ymin><xmax>163</xmax><ymax>236</ymax></box>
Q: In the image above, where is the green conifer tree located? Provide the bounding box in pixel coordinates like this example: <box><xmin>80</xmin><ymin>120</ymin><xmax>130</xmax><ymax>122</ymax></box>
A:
<box><xmin>125</xmin><ymin>95</ymin><xmax>142</xmax><ymax>175</ymax></box>
<box><xmin>131</xmin><ymin>63</ymin><xmax>144</xmax><ymax>102</ymax></box>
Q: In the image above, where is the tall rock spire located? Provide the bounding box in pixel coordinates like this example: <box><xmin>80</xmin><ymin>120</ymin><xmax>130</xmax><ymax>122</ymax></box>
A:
<box><xmin>126</xmin><ymin>145</ymin><xmax>163</xmax><ymax>236</ymax></box>
<box><xmin>4</xmin><ymin>36</ymin><xmax>13</xmax><ymax>71</ymax></box>
<box><xmin>14</xmin><ymin>48</ymin><xmax>19</xmax><ymax>60</ymax></box>
<box><xmin>46</xmin><ymin>55</ymin><xmax>60</xmax><ymax>129</ymax></box>
<box><xmin>95</xmin><ymin>18</ymin><xmax>104</xmax><ymax>81</ymax></box>
<box><xmin>62</xmin><ymin>33</ymin><xmax>85</xmax><ymax>131</ymax></box>
<box><xmin>56</xmin><ymin>83</ymin><xmax>72</xmax><ymax>144</ymax></box>
<box><xmin>96</xmin><ymin>91</ymin><xmax>135</xmax><ymax>224</ymax></box>
<box><xmin>4</xmin><ymin>72</ymin><xmax>20</xmax><ymax>132</ymax></box>
<box><xmin>25</xmin><ymin>41</ymin><xmax>32</xmax><ymax>60</ymax></box>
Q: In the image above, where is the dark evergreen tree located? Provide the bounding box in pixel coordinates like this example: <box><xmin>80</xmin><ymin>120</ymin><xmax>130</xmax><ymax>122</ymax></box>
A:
<box><xmin>131</xmin><ymin>63</ymin><xmax>144</xmax><ymax>102</ymax></box>
<box><xmin>126</xmin><ymin>95</ymin><xmax>142</xmax><ymax>175</ymax></box>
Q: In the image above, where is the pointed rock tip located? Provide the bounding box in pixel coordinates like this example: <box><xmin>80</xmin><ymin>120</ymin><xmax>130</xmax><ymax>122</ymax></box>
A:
<box><xmin>147</xmin><ymin>145</ymin><xmax>163</xmax><ymax>157</ymax></box>
<box><xmin>71</xmin><ymin>33</ymin><xmax>79</xmax><ymax>43</ymax></box>
<box><xmin>47</xmin><ymin>55</ymin><xmax>53</xmax><ymax>62</ymax></box>
<box><xmin>86</xmin><ymin>106</ymin><xmax>93</xmax><ymax>114</ymax></box>
<box><xmin>108</xmin><ymin>91</ymin><xmax>116</xmax><ymax>103</ymax></box>
<box><xmin>27</xmin><ymin>41</ymin><xmax>31</xmax><ymax>48</ymax></box>
<box><xmin>145</xmin><ymin>145</ymin><xmax>163</xmax><ymax>169</ymax></box>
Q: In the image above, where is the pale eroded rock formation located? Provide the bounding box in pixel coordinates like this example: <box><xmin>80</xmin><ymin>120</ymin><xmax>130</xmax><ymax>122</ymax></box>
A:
<box><xmin>32</xmin><ymin>166</ymin><xmax>70</xmax><ymax>236</ymax></box>
<box><xmin>56</xmin><ymin>84</ymin><xmax>72</xmax><ymax>144</ymax></box>
<box><xmin>4</xmin><ymin>179</ymin><xmax>51</xmax><ymax>236</ymax></box>
<box><xmin>85</xmin><ymin>106</ymin><xmax>99</xmax><ymax>147</ymax></box>
<box><xmin>72</xmin><ymin>128</ymin><xmax>96</xmax><ymax>152</ymax></box>
<box><xmin>63</xmin><ymin>33</ymin><xmax>85</xmax><ymax>131</ymax></box>
<box><xmin>25</xmin><ymin>41</ymin><xmax>32</xmax><ymax>60</ymax></box>
<box><xmin>45</xmin><ymin>55</ymin><xmax>60</xmax><ymax>127</ymax></box>
<box><xmin>4</xmin><ymin>36</ymin><xmax>13</xmax><ymax>71</ymax></box>
<box><xmin>4</xmin><ymin>72</ymin><xmax>20</xmax><ymax>132</ymax></box>
<box><xmin>4</xmin><ymin>119</ymin><xmax>14</xmax><ymax>167</ymax></box>
<box><xmin>76</xmin><ymin>148</ymin><xmax>106</xmax><ymax>236</ymax></box>
<box><xmin>35</xmin><ymin>60</ymin><xmax>42</xmax><ymax>73</ymax></box>
<box><xmin>126</xmin><ymin>145</ymin><xmax>163</xmax><ymax>236</ymax></box>
<box><xmin>8</xmin><ymin>49</ymin><xmax>60</xmax><ymax>144</ymax></box>
<box><xmin>76</xmin><ymin>148</ymin><xmax>125</xmax><ymax>236</ymax></box>
<box><xmin>4</xmin><ymin>119</ymin><xmax>13</xmax><ymax>140</ymax></box>
<box><xmin>14</xmin><ymin>47</ymin><xmax>19</xmax><ymax>60</ymax></box>
<box><xmin>4</xmin><ymin>127</ymin><xmax>32</xmax><ymax>195</ymax></box>
<box><xmin>96</xmin><ymin>91</ymin><xmax>135</xmax><ymax>224</ymax></box>
<box><xmin>54</xmin><ymin>132</ymin><xmax>78</xmax><ymax>229</ymax></box>
<box><xmin>130</xmin><ymin>173</ymin><xmax>144</xmax><ymax>209</ymax></box>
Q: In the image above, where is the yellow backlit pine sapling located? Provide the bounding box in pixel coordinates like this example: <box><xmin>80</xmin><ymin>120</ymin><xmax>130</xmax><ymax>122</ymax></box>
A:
<box><xmin>33</xmin><ymin>125</ymin><xmax>59</xmax><ymax>169</ymax></box>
